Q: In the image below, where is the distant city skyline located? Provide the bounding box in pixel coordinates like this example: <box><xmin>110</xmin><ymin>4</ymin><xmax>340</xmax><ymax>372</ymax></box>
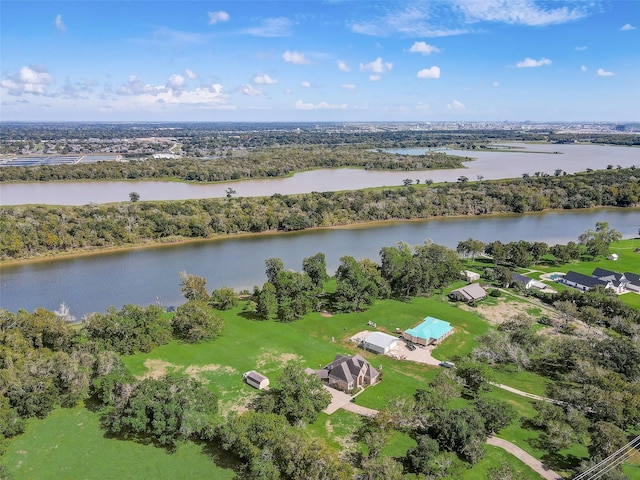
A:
<box><xmin>1</xmin><ymin>1</ymin><xmax>638</xmax><ymax>122</ymax></box>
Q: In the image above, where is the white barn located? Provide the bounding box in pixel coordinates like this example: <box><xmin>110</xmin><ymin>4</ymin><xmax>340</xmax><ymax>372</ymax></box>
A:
<box><xmin>362</xmin><ymin>331</ymin><xmax>401</xmax><ymax>354</ymax></box>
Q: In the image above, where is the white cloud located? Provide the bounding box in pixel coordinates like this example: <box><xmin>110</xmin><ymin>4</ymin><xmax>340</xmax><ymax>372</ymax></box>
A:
<box><xmin>208</xmin><ymin>11</ymin><xmax>230</xmax><ymax>24</ymax></box>
<box><xmin>150</xmin><ymin>27</ymin><xmax>209</xmax><ymax>45</ymax></box>
<box><xmin>167</xmin><ymin>74</ymin><xmax>185</xmax><ymax>89</ymax></box>
<box><xmin>294</xmin><ymin>100</ymin><xmax>347</xmax><ymax>110</ymax></box>
<box><xmin>360</xmin><ymin>57</ymin><xmax>393</xmax><ymax>73</ymax></box>
<box><xmin>282</xmin><ymin>50</ymin><xmax>309</xmax><ymax>65</ymax></box>
<box><xmin>337</xmin><ymin>60</ymin><xmax>350</xmax><ymax>72</ymax></box>
<box><xmin>369</xmin><ymin>75</ymin><xmax>382</xmax><ymax>82</ymax></box>
<box><xmin>351</xmin><ymin>4</ymin><xmax>468</xmax><ymax>37</ymax></box>
<box><xmin>240</xmin><ymin>84</ymin><xmax>262</xmax><ymax>96</ymax></box>
<box><xmin>117</xmin><ymin>75</ymin><xmax>160</xmax><ymax>95</ymax></box>
<box><xmin>493</xmin><ymin>81</ymin><xmax>499</xmax><ymax>87</ymax></box>
<box><xmin>581</xmin><ymin>65</ymin><xmax>587</xmax><ymax>72</ymax></box>
<box><xmin>1</xmin><ymin>66</ymin><xmax>54</xmax><ymax>96</ymax></box>
<box><xmin>253</xmin><ymin>74</ymin><xmax>278</xmax><ymax>85</ymax></box>
<box><xmin>447</xmin><ymin>100</ymin><xmax>466</xmax><ymax>111</ymax></box>
<box><xmin>409</xmin><ymin>41</ymin><xmax>441</xmax><ymax>55</ymax></box>
<box><xmin>415</xmin><ymin>102</ymin><xmax>430</xmax><ymax>111</ymax></box>
<box><xmin>455</xmin><ymin>0</ymin><xmax>592</xmax><ymax>26</ymax></box>
<box><xmin>597</xmin><ymin>68</ymin><xmax>614</xmax><ymax>77</ymax></box>
<box><xmin>55</xmin><ymin>14</ymin><xmax>66</xmax><ymax>33</ymax></box>
<box><xmin>351</xmin><ymin>1</ymin><xmax>597</xmax><ymax>38</ymax></box>
<box><xmin>621</xmin><ymin>23</ymin><xmax>636</xmax><ymax>31</ymax></box>
<box><xmin>185</xmin><ymin>69</ymin><xmax>197</xmax><ymax>79</ymax></box>
<box><xmin>244</xmin><ymin>17</ymin><xmax>292</xmax><ymax>37</ymax></box>
<box><xmin>341</xmin><ymin>83</ymin><xmax>356</xmax><ymax>90</ymax></box>
<box><xmin>301</xmin><ymin>81</ymin><xmax>311</xmax><ymax>88</ymax></box>
<box><xmin>516</xmin><ymin>57</ymin><xmax>552</xmax><ymax>67</ymax></box>
<box><xmin>417</xmin><ymin>66</ymin><xmax>441</xmax><ymax>79</ymax></box>
<box><xmin>575</xmin><ymin>46</ymin><xmax>588</xmax><ymax>51</ymax></box>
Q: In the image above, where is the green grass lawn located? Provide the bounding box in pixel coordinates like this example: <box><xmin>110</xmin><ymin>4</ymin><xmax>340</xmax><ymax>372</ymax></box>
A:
<box><xmin>124</xmin><ymin>296</ymin><xmax>489</xmax><ymax>411</ymax></box>
<box><xmin>461</xmin><ymin>445</ymin><xmax>546</xmax><ymax>480</ymax></box>
<box><xmin>490</xmin><ymin>366</ymin><xmax>552</xmax><ymax>397</ymax></box>
<box><xmin>2</xmin><ymin>404</ymin><xmax>234</xmax><ymax>480</ymax></box>
<box><xmin>485</xmin><ymin>386</ymin><xmax>590</xmax><ymax>478</ymax></box>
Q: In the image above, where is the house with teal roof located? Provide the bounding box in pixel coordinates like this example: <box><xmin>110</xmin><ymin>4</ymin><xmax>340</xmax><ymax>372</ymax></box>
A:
<box><xmin>402</xmin><ymin>316</ymin><xmax>454</xmax><ymax>346</ymax></box>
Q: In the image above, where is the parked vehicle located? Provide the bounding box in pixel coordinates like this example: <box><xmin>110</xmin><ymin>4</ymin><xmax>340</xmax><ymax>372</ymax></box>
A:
<box><xmin>439</xmin><ymin>361</ymin><xmax>455</xmax><ymax>368</ymax></box>
<box><xmin>406</xmin><ymin>342</ymin><xmax>417</xmax><ymax>351</ymax></box>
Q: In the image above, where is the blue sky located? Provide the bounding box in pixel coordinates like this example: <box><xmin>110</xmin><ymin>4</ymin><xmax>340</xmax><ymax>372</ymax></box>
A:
<box><xmin>1</xmin><ymin>1</ymin><xmax>638</xmax><ymax>122</ymax></box>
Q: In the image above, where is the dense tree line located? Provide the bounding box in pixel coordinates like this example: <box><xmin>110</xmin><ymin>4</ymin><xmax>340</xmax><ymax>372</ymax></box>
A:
<box><xmin>2</xmin><ymin>167</ymin><xmax>638</xmax><ymax>261</ymax></box>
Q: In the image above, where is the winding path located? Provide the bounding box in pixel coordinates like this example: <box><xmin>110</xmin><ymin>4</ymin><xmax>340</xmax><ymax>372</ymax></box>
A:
<box><xmin>487</xmin><ymin>436</ymin><xmax>563</xmax><ymax>480</ymax></box>
<box><xmin>490</xmin><ymin>382</ymin><xmax>566</xmax><ymax>405</ymax></box>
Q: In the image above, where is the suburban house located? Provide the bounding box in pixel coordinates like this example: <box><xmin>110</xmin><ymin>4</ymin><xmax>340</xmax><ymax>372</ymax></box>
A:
<box><xmin>592</xmin><ymin>268</ymin><xmax>627</xmax><ymax>294</ymax></box>
<box><xmin>461</xmin><ymin>270</ymin><xmax>481</xmax><ymax>282</ymax></box>
<box><xmin>314</xmin><ymin>354</ymin><xmax>380</xmax><ymax>392</ymax></box>
<box><xmin>624</xmin><ymin>272</ymin><xmax>640</xmax><ymax>293</ymax></box>
<box><xmin>563</xmin><ymin>271</ymin><xmax>611</xmax><ymax>292</ymax></box>
<box><xmin>402</xmin><ymin>316</ymin><xmax>453</xmax><ymax>346</ymax></box>
<box><xmin>243</xmin><ymin>370</ymin><xmax>270</xmax><ymax>390</ymax></box>
<box><xmin>511</xmin><ymin>273</ymin><xmax>546</xmax><ymax>290</ymax></box>
<box><xmin>448</xmin><ymin>283</ymin><xmax>487</xmax><ymax>303</ymax></box>
<box><xmin>362</xmin><ymin>331</ymin><xmax>400</xmax><ymax>354</ymax></box>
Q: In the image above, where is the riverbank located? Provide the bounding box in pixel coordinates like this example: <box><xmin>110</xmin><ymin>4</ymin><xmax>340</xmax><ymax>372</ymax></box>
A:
<box><xmin>2</xmin><ymin>205</ymin><xmax>638</xmax><ymax>267</ymax></box>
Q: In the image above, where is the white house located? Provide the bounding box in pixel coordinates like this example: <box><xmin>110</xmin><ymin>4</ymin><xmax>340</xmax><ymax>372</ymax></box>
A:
<box><xmin>243</xmin><ymin>371</ymin><xmax>270</xmax><ymax>390</ymax></box>
<box><xmin>461</xmin><ymin>270</ymin><xmax>481</xmax><ymax>282</ymax></box>
<box><xmin>362</xmin><ymin>331</ymin><xmax>400</xmax><ymax>354</ymax></box>
<box><xmin>563</xmin><ymin>271</ymin><xmax>611</xmax><ymax>292</ymax></box>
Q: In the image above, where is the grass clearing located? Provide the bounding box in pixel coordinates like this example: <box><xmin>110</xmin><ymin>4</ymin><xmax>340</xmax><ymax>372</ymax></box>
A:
<box><xmin>461</xmin><ymin>445</ymin><xmax>545</xmax><ymax>480</ymax></box>
<box><xmin>2</xmin><ymin>404</ymin><xmax>234</xmax><ymax>480</ymax></box>
<box><xmin>490</xmin><ymin>367</ymin><xmax>551</xmax><ymax>397</ymax></box>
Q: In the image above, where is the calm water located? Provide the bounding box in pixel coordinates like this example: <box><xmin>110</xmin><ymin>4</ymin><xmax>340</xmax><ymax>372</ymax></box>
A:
<box><xmin>1</xmin><ymin>208</ymin><xmax>638</xmax><ymax>317</ymax></box>
<box><xmin>1</xmin><ymin>143</ymin><xmax>638</xmax><ymax>205</ymax></box>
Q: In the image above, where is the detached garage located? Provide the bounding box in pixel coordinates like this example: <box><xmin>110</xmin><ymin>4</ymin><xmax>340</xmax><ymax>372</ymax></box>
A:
<box><xmin>362</xmin><ymin>331</ymin><xmax>400</xmax><ymax>354</ymax></box>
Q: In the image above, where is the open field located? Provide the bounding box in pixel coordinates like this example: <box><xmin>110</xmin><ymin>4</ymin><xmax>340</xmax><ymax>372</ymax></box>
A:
<box><xmin>2</xmin><ymin>404</ymin><xmax>234</xmax><ymax>480</ymax></box>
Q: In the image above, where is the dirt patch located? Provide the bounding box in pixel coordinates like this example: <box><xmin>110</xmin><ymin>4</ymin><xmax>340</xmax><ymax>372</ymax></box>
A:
<box><xmin>461</xmin><ymin>299</ymin><xmax>533</xmax><ymax>325</ymax></box>
<box><xmin>139</xmin><ymin>359</ymin><xmax>176</xmax><ymax>379</ymax></box>
<box><xmin>320</xmin><ymin>311</ymin><xmax>334</xmax><ymax>317</ymax></box>
<box><xmin>255</xmin><ymin>350</ymin><xmax>300</xmax><ymax>369</ymax></box>
<box><xmin>184</xmin><ymin>364</ymin><xmax>237</xmax><ymax>379</ymax></box>
<box><xmin>325</xmin><ymin>419</ymin><xmax>334</xmax><ymax>434</ymax></box>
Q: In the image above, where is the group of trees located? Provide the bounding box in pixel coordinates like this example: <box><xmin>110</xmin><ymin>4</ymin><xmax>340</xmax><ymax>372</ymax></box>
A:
<box><xmin>252</xmin><ymin>242</ymin><xmax>463</xmax><ymax>322</ymax></box>
<box><xmin>0</xmin><ymin>271</ymin><xmax>228</xmax><ymax>460</ymax></box>
<box><xmin>2</xmin><ymin>167</ymin><xmax>638</xmax><ymax>261</ymax></box>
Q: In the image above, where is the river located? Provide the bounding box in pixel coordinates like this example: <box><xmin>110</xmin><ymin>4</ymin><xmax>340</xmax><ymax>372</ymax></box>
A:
<box><xmin>1</xmin><ymin>143</ymin><xmax>639</xmax><ymax>205</ymax></box>
<box><xmin>1</xmin><ymin>208</ymin><xmax>638</xmax><ymax>317</ymax></box>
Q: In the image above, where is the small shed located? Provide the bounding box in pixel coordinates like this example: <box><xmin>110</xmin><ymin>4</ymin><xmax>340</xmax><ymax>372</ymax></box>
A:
<box><xmin>362</xmin><ymin>331</ymin><xmax>400</xmax><ymax>354</ymax></box>
<box><xmin>243</xmin><ymin>370</ymin><xmax>269</xmax><ymax>390</ymax></box>
<box><xmin>608</xmin><ymin>253</ymin><xmax>619</xmax><ymax>261</ymax></box>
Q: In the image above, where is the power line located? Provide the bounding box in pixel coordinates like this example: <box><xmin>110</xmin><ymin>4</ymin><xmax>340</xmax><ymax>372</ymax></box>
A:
<box><xmin>573</xmin><ymin>435</ymin><xmax>640</xmax><ymax>480</ymax></box>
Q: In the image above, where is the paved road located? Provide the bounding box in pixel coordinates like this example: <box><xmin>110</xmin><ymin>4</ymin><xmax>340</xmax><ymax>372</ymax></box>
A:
<box><xmin>487</xmin><ymin>436</ymin><xmax>563</xmax><ymax>480</ymax></box>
